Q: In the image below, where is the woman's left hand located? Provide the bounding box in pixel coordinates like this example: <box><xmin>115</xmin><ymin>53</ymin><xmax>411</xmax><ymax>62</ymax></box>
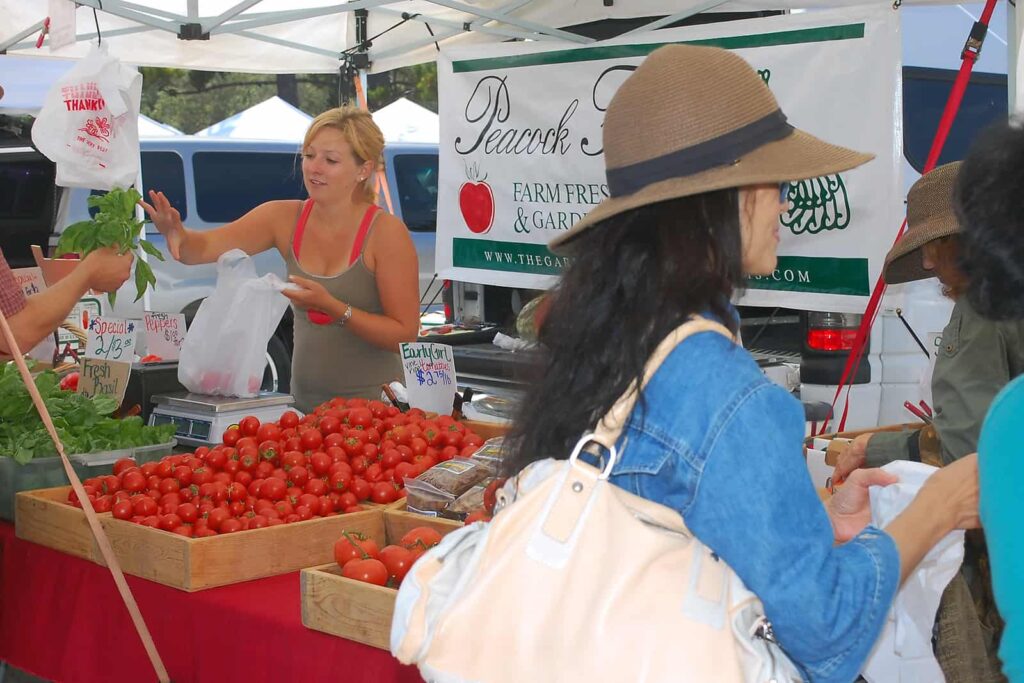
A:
<box><xmin>282</xmin><ymin>275</ymin><xmax>335</xmax><ymax>312</ymax></box>
<box><xmin>827</xmin><ymin>467</ymin><xmax>899</xmax><ymax>543</ymax></box>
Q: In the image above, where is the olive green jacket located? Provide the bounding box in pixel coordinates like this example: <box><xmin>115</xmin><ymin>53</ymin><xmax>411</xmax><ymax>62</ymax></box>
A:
<box><xmin>867</xmin><ymin>297</ymin><xmax>1024</xmax><ymax>467</ymax></box>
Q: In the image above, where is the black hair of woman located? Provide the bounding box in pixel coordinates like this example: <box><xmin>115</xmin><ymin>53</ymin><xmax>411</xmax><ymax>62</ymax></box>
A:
<box><xmin>503</xmin><ymin>191</ymin><xmax>744</xmax><ymax>474</ymax></box>
<box><xmin>955</xmin><ymin>117</ymin><xmax>1024</xmax><ymax>321</ymax></box>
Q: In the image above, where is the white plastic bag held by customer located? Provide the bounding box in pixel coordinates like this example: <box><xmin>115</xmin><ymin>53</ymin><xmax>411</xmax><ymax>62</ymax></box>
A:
<box><xmin>178</xmin><ymin>250</ymin><xmax>294</xmax><ymax>398</ymax></box>
<box><xmin>31</xmin><ymin>45</ymin><xmax>142</xmax><ymax>190</ymax></box>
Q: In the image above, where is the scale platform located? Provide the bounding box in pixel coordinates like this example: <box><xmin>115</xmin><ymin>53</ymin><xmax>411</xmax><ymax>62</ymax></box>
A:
<box><xmin>149</xmin><ymin>391</ymin><xmax>296</xmax><ymax>447</ymax></box>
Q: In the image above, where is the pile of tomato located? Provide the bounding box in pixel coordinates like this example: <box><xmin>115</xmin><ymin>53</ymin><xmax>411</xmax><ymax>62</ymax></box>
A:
<box><xmin>334</xmin><ymin>526</ymin><xmax>445</xmax><ymax>587</ymax></box>
<box><xmin>66</xmin><ymin>397</ymin><xmax>487</xmax><ymax>538</ymax></box>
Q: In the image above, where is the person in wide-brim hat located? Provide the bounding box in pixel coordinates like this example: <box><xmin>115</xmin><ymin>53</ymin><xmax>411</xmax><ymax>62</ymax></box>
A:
<box><xmin>549</xmin><ymin>43</ymin><xmax>872</xmax><ymax>253</ymax></box>
<box><xmin>506</xmin><ymin>43</ymin><xmax>981</xmax><ymax>683</ymax></box>
<box><xmin>882</xmin><ymin>161</ymin><xmax>964</xmax><ymax>287</ymax></box>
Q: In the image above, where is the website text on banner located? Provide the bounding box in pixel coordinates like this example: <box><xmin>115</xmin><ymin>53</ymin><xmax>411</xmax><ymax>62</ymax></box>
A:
<box><xmin>434</xmin><ymin>5</ymin><xmax>901</xmax><ymax>314</ymax></box>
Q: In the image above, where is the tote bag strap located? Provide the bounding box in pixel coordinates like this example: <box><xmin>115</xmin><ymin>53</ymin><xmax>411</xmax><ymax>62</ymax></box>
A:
<box><xmin>591</xmin><ymin>316</ymin><xmax>736</xmax><ymax>451</ymax></box>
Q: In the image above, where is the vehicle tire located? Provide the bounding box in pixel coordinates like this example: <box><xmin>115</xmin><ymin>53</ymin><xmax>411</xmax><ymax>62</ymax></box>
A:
<box><xmin>263</xmin><ymin>334</ymin><xmax>292</xmax><ymax>394</ymax></box>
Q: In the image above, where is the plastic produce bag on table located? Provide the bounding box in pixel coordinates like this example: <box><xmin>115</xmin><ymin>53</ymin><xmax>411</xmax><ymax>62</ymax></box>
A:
<box><xmin>178</xmin><ymin>249</ymin><xmax>295</xmax><ymax>398</ymax></box>
<box><xmin>31</xmin><ymin>45</ymin><xmax>142</xmax><ymax>190</ymax></box>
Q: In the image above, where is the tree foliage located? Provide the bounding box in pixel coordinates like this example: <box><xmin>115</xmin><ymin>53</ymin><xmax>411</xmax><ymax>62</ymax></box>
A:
<box><xmin>139</xmin><ymin>64</ymin><xmax>438</xmax><ymax>134</ymax></box>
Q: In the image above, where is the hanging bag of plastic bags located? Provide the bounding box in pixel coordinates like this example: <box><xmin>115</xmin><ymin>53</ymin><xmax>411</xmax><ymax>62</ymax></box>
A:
<box><xmin>178</xmin><ymin>249</ymin><xmax>294</xmax><ymax>398</ymax></box>
<box><xmin>31</xmin><ymin>44</ymin><xmax>142</xmax><ymax>190</ymax></box>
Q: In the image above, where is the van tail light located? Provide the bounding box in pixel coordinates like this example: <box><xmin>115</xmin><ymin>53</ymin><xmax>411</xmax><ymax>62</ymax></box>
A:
<box><xmin>806</xmin><ymin>312</ymin><xmax>862</xmax><ymax>352</ymax></box>
<box><xmin>442</xmin><ymin>280</ymin><xmax>453</xmax><ymax>323</ymax></box>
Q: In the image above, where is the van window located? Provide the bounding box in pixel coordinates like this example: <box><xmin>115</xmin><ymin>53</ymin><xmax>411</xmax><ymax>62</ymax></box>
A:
<box><xmin>193</xmin><ymin>152</ymin><xmax>306</xmax><ymax>222</ymax></box>
<box><xmin>0</xmin><ymin>158</ymin><xmax>52</xmax><ymax>222</ymax></box>
<box><xmin>393</xmin><ymin>154</ymin><xmax>438</xmax><ymax>233</ymax></box>
<box><xmin>903</xmin><ymin>67</ymin><xmax>1007</xmax><ymax>172</ymax></box>
<box><xmin>88</xmin><ymin>151</ymin><xmax>188</xmax><ymax>220</ymax></box>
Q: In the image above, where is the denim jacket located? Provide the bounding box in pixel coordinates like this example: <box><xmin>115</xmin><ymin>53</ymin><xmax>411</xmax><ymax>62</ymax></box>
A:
<box><xmin>606</xmin><ymin>328</ymin><xmax>900</xmax><ymax>683</ymax></box>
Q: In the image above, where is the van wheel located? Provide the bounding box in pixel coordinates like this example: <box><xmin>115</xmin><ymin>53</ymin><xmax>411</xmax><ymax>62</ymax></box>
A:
<box><xmin>263</xmin><ymin>335</ymin><xmax>292</xmax><ymax>393</ymax></box>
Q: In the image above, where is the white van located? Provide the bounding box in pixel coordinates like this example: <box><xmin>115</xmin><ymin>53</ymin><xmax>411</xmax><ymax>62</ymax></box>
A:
<box><xmin>42</xmin><ymin>136</ymin><xmax>442</xmax><ymax>391</ymax></box>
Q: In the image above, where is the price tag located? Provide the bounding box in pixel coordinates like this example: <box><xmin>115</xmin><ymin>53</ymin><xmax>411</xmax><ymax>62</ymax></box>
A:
<box><xmin>85</xmin><ymin>317</ymin><xmax>138</xmax><ymax>362</ymax></box>
<box><xmin>78</xmin><ymin>358</ymin><xmax>131</xmax><ymax>404</ymax></box>
<box><xmin>399</xmin><ymin>342</ymin><xmax>458</xmax><ymax>416</ymax></box>
<box><xmin>143</xmin><ymin>312</ymin><xmax>187</xmax><ymax>361</ymax></box>
<box><xmin>12</xmin><ymin>267</ymin><xmax>46</xmax><ymax>296</ymax></box>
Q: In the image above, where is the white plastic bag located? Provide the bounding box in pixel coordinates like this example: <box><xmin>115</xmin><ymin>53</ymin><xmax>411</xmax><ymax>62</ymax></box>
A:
<box><xmin>31</xmin><ymin>45</ymin><xmax>142</xmax><ymax>190</ymax></box>
<box><xmin>178</xmin><ymin>250</ymin><xmax>294</xmax><ymax>398</ymax></box>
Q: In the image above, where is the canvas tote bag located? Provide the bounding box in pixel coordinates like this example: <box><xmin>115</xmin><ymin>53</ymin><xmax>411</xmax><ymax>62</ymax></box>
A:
<box><xmin>391</xmin><ymin>317</ymin><xmax>803</xmax><ymax>682</ymax></box>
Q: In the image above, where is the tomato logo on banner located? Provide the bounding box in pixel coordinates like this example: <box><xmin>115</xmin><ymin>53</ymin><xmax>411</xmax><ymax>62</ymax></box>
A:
<box><xmin>459</xmin><ymin>162</ymin><xmax>495</xmax><ymax>234</ymax></box>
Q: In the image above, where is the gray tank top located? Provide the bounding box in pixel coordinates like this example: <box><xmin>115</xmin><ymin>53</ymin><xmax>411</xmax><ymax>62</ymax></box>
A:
<box><xmin>284</xmin><ymin>201</ymin><xmax>402</xmax><ymax>412</ymax></box>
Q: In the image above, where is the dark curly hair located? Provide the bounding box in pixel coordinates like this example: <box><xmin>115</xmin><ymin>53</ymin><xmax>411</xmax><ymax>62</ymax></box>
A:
<box><xmin>954</xmin><ymin>118</ymin><xmax>1024</xmax><ymax>320</ymax></box>
<box><xmin>503</xmin><ymin>190</ymin><xmax>743</xmax><ymax>475</ymax></box>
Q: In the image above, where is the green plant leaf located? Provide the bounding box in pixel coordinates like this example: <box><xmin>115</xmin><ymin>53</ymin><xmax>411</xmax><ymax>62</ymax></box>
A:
<box><xmin>139</xmin><ymin>239</ymin><xmax>165</xmax><ymax>261</ymax></box>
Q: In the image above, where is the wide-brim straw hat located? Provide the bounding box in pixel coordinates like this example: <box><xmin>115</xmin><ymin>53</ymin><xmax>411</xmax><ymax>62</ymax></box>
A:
<box><xmin>883</xmin><ymin>161</ymin><xmax>962</xmax><ymax>284</ymax></box>
<box><xmin>549</xmin><ymin>44</ymin><xmax>874</xmax><ymax>253</ymax></box>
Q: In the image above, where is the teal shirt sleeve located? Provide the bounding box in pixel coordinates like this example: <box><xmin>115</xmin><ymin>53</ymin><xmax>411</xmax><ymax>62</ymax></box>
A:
<box><xmin>979</xmin><ymin>374</ymin><xmax>1024</xmax><ymax>682</ymax></box>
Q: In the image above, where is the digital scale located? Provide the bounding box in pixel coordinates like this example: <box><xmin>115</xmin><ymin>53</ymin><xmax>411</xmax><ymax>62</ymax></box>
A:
<box><xmin>149</xmin><ymin>392</ymin><xmax>296</xmax><ymax>447</ymax></box>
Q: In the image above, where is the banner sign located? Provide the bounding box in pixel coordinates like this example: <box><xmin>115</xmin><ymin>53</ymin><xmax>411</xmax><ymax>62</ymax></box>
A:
<box><xmin>435</xmin><ymin>6</ymin><xmax>902</xmax><ymax>312</ymax></box>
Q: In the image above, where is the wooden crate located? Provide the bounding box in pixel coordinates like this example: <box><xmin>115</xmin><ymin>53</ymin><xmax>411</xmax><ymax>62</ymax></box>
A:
<box><xmin>301</xmin><ymin>507</ymin><xmax>462</xmax><ymax>649</ymax></box>
<box><xmin>15</xmin><ymin>486</ymin><xmax>104</xmax><ymax>561</ymax></box>
<box><xmin>94</xmin><ymin>507</ymin><xmax>385</xmax><ymax>591</ymax></box>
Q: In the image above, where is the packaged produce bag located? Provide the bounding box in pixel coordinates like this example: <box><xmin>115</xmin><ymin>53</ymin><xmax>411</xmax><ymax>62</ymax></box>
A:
<box><xmin>178</xmin><ymin>250</ymin><xmax>293</xmax><ymax>398</ymax></box>
<box><xmin>31</xmin><ymin>45</ymin><xmax>142</xmax><ymax>190</ymax></box>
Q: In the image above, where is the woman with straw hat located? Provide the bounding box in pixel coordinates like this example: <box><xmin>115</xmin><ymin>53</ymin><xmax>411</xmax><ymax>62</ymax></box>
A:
<box><xmin>834</xmin><ymin>161</ymin><xmax>1022</xmax><ymax>683</ymax></box>
<box><xmin>834</xmin><ymin>161</ymin><xmax>1024</xmax><ymax>478</ymax></box>
<box><xmin>504</xmin><ymin>44</ymin><xmax>979</xmax><ymax>682</ymax></box>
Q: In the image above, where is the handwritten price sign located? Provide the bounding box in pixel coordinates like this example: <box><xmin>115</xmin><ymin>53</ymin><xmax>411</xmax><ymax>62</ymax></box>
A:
<box><xmin>78</xmin><ymin>358</ymin><xmax>131</xmax><ymax>404</ymax></box>
<box><xmin>399</xmin><ymin>342</ymin><xmax>458</xmax><ymax>416</ymax></box>
<box><xmin>12</xmin><ymin>267</ymin><xmax>46</xmax><ymax>296</ymax></box>
<box><xmin>144</xmin><ymin>312</ymin><xmax>187</xmax><ymax>361</ymax></box>
<box><xmin>85</xmin><ymin>316</ymin><xmax>138</xmax><ymax>362</ymax></box>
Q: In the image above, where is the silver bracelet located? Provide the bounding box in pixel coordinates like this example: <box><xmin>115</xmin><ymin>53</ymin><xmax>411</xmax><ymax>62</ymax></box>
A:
<box><xmin>336</xmin><ymin>304</ymin><xmax>353</xmax><ymax>326</ymax></box>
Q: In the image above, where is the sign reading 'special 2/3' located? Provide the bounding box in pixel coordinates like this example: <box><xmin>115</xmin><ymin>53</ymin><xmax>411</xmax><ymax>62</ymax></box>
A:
<box><xmin>435</xmin><ymin>5</ymin><xmax>901</xmax><ymax>313</ymax></box>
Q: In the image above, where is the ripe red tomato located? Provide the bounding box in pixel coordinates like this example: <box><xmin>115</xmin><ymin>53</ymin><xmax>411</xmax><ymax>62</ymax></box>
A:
<box><xmin>287</xmin><ymin>465</ymin><xmax>310</xmax><ymax>488</ymax></box>
<box><xmin>350</xmin><ymin>478</ymin><xmax>371</xmax><ymax>501</ymax></box>
<box><xmin>219</xmin><ymin>518</ymin><xmax>243</xmax><ymax>534</ymax></box>
<box><xmin>342</xmin><ymin>558</ymin><xmax>388</xmax><ymax>585</ymax></box>
<box><xmin>319</xmin><ymin>415</ymin><xmax>342</xmax><ymax>435</ymax></box>
<box><xmin>133</xmin><ymin>496</ymin><xmax>158</xmax><ymax>517</ymax></box>
<box><xmin>140</xmin><ymin>515</ymin><xmax>161</xmax><ymax>528</ymax></box>
<box><xmin>256</xmin><ymin>422</ymin><xmax>282</xmax><ymax>443</ymax></box>
<box><xmin>309</xmin><ymin>451</ymin><xmax>332</xmax><ymax>476</ymax></box>
<box><xmin>370</xmin><ymin>482</ymin><xmax>398</xmax><ymax>504</ymax></box>
<box><xmin>304</xmin><ymin>477</ymin><xmax>328</xmax><ymax>497</ymax></box>
<box><xmin>112</xmin><ymin>458</ymin><xmax>136</xmax><ymax>476</ymax></box>
<box><xmin>239</xmin><ymin>415</ymin><xmax>261</xmax><ymax>437</ymax></box>
<box><xmin>121</xmin><ymin>470</ymin><xmax>147</xmax><ymax>493</ymax></box>
<box><xmin>328</xmin><ymin>470</ymin><xmax>352</xmax><ymax>493</ymax></box>
<box><xmin>279</xmin><ymin>411</ymin><xmax>300</xmax><ymax>429</ymax></box>
<box><xmin>348</xmin><ymin>407</ymin><xmax>373</xmax><ymax>429</ymax></box>
<box><xmin>112</xmin><ymin>499</ymin><xmax>134</xmax><ymax>520</ymax></box>
<box><xmin>334</xmin><ymin>532</ymin><xmax>381</xmax><ymax>567</ymax></box>
<box><xmin>222</xmin><ymin>426</ymin><xmax>241</xmax><ymax>447</ymax></box>
<box><xmin>206</xmin><ymin>449</ymin><xmax>228</xmax><ymax>471</ymax></box>
<box><xmin>177</xmin><ymin>502</ymin><xmax>199</xmax><ymax>524</ymax></box>
<box><xmin>379</xmin><ymin>545</ymin><xmax>415</xmax><ymax>583</ymax></box>
<box><xmin>172</xmin><ymin>465</ymin><xmax>193</xmax><ymax>486</ymax></box>
<box><xmin>300</xmin><ymin>429</ymin><xmax>323</xmax><ymax>452</ymax></box>
<box><xmin>206</xmin><ymin>507</ymin><xmax>231</xmax><ymax>531</ymax></box>
<box><xmin>158</xmin><ymin>478</ymin><xmax>181</xmax><ymax>495</ymax></box>
<box><xmin>158</xmin><ymin>513</ymin><xmax>182</xmax><ymax>531</ymax></box>
<box><xmin>400</xmin><ymin>527</ymin><xmax>443</xmax><ymax>552</ymax></box>
<box><xmin>324</xmin><ymin>433</ymin><xmax>345</xmax><ymax>450</ymax></box>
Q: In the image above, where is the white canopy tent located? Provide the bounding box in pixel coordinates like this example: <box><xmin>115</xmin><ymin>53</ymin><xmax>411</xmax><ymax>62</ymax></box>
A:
<box><xmin>372</xmin><ymin>96</ymin><xmax>439</xmax><ymax>143</ymax></box>
<box><xmin>195</xmin><ymin>95</ymin><xmax>313</xmax><ymax>139</ymax></box>
<box><xmin>1</xmin><ymin>0</ymin><xmax>1018</xmax><ymax>88</ymax></box>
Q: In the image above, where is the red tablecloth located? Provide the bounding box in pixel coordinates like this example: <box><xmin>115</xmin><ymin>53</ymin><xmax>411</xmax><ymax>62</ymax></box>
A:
<box><xmin>0</xmin><ymin>522</ymin><xmax>424</xmax><ymax>683</ymax></box>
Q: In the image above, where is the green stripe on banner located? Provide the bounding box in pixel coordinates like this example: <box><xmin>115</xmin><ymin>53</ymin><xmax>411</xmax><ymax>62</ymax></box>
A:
<box><xmin>451</xmin><ymin>24</ymin><xmax>865</xmax><ymax>73</ymax></box>
<box><xmin>453</xmin><ymin>238</ymin><xmax>571</xmax><ymax>275</ymax></box>
<box><xmin>746</xmin><ymin>256</ymin><xmax>870</xmax><ymax>296</ymax></box>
